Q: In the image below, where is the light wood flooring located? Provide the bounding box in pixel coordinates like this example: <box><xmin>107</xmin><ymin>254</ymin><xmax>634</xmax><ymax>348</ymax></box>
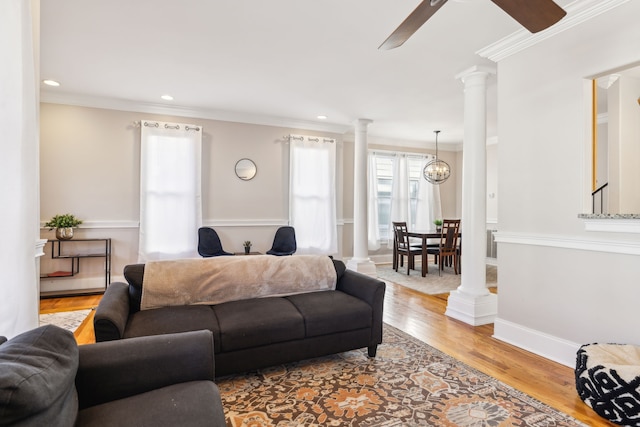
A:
<box><xmin>40</xmin><ymin>280</ymin><xmax>613</xmax><ymax>426</ymax></box>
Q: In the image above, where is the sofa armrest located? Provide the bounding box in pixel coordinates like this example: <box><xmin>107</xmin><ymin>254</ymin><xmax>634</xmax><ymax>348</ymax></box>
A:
<box><xmin>93</xmin><ymin>282</ymin><xmax>130</xmax><ymax>341</ymax></box>
<box><xmin>76</xmin><ymin>330</ymin><xmax>215</xmax><ymax>409</ymax></box>
<box><xmin>336</xmin><ymin>269</ymin><xmax>386</xmax><ymax>344</ymax></box>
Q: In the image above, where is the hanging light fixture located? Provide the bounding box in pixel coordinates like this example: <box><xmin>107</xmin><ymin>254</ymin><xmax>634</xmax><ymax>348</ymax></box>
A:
<box><xmin>423</xmin><ymin>130</ymin><xmax>450</xmax><ymax>184</ymax></box>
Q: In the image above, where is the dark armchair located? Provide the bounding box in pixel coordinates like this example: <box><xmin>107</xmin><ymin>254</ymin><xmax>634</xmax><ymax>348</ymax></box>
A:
<box><xmin>0</xmin><ymin>325</ymin><xmax>225</xmax><ymax>426</ymax></box>
<box><xmin>266</xmin><ymin>226</ymin><xmax>297</xmax><ymax>256</ymax></box>
<box><xmin>198</xmin><ymin>227</ymin><xmax>233</xmax><ymax>257</ymax></box>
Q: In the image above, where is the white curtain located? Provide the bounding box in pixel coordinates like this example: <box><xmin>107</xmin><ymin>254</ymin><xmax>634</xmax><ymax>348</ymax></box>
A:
<box><xmin>367</xmin><ymin>153</ymin><xmax>381</xmax><ymax>250</ymax></box>
<box><xmin>415</xmin><ymin>155</ymin><xmax>442</xmax><ymax>230</ymax></box>
<box><xmin>388</xmin><ymin>155</ymin><xmax>410</xmax><ymax>245</ymax></box>
<box><xmin>0</xmin><ymin>0</ymin><xmax>40</xmax><ymax>338</ymax></box>
<box><xmin>138</xmin><ymin>121</ymin><xmax>202</xmax><ymax>262</ymax></box>
<box><xmin>289</xmin><ymin>134</ymin><xmax>337</xmax><ymax>254</ymax></box>
<box><xmin>367</xmin><ymin>151</ymin><xmax>443</xmax><ymax>248</ymax></box>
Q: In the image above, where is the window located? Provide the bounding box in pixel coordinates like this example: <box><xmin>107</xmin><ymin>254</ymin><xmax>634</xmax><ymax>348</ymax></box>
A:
<box><xmin>369</xmin><ymin>151</ymin><xmax>441</xmax><ymax>243</ymax></box>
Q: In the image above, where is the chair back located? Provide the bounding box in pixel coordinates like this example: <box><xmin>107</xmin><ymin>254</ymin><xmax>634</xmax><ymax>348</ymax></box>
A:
<box><xmin>392</xmin><ymin>222</ymin><xmax>411</xmax><ymax>250</ymax></box>
<box><xmin>197</xmin><ymin>227</ymin><xmax>232</xmax><ymax>257</ymax></box>
<box><xmin>439</xmin><ymin>219</ymin><xmax>460</xmax><ymax>254</ymax></box>
<box><xmin>266</xmin><ymin>226</ymin><xmax>297</xmax><ymax>256</ymax></box>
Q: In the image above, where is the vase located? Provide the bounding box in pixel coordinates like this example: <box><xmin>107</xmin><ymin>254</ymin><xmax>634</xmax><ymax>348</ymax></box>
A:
<box><xmin>56</xmin><ymin>227</ymin><xmax>74</xmax><ymax>240</ymax></box>
<box><xmin>244</xmin><ymin>247</ymin><xmax>251</xmax><ymax>254</ymax></box>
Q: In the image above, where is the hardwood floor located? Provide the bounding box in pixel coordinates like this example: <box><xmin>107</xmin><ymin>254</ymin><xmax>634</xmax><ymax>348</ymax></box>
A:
<box><xmin>40</xmin><ymin>281</ymin><xmax>613</xmax><ymax>426</ymax></box>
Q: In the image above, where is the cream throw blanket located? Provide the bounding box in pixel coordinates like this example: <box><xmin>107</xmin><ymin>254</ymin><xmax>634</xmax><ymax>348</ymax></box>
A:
<box><xmin>140</xmin><ymin>255</ymin><xmax>337</xmax><ymax>311</ymax></box>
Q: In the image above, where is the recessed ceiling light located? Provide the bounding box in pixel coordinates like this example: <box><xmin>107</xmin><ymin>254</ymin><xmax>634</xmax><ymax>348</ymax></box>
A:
<box><xmin>317</xmin><ymin>115</ymin><xmax>328</xmax><ymax>120</ymax></box>
<box><xmin>161</xmin><ymin>94</ymin><xmax>174</xmax><ymax>101</ymax></box>
<box><xmin>43</xmin><ymin>79</ymin><xmax>60</xmax><ymax>87</ymax></box>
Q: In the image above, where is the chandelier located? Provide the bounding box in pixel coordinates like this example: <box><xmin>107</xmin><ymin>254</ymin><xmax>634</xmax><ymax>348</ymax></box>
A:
<box><xmin>423</xmin><ymin>130</ymin><xmax>450</xmax><ymax>184</ymax></box>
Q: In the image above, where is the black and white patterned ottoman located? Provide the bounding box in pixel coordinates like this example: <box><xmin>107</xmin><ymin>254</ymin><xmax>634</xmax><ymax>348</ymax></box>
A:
<box><xmin>576</xmin><ymin>343</ymin><xmax>640</xmax><ymax>426</ymax></box>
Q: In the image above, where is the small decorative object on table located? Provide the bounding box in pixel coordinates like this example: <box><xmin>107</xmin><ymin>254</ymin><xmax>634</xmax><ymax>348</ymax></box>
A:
<box><xmin>243</xmin><ymin>240</ymin><xmax>252</xmax><ymax>254</ymax></box>
<box><xmin>44</xmin><ymin>213</ymin><xmax>83</xmax><ymax>240</ymax></box>
<box><xmin>433</xmin><ymin>219</ymin><xmax>443</xmax><ymax>233</ymax></box>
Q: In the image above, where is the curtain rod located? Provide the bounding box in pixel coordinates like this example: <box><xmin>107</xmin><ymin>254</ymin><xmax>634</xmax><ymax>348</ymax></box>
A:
<box><xmin>370</xmin><ymin>149</ymin><xmax>432</xmax><ymax>159</ymax></box>
<box><xmin>133</xmin><ymin>120</ymin><xmax>201</xmax><ymax>132</ymax></box>
<box><xmin>284</xmin><ymin>134</ymin><xmax>335</xmax><ymax>143</ymax></box>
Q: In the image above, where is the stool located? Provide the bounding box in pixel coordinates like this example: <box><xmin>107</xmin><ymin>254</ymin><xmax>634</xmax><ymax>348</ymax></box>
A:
<box><xmin>576</xmin><ymin>343</ymin><xmax>640</xmax><ymax>425</ymax></box>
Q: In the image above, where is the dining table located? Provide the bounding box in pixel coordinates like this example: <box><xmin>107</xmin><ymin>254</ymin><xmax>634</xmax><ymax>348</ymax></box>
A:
<box><xmin>403</xmin><ymin>230</ymin><xmax>461</xmax><ymax>277</ymax></box>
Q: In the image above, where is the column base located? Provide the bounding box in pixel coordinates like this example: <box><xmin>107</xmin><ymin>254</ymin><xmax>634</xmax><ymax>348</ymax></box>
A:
<box><xmin>445</xmin><ymin>290</ymin><xmax>497</xmax><ymax>326</ymax></box>
<box><xmin>346</xmin><ymin>258</ymin><xmax>377</xmax><ymax>277</ymax></box>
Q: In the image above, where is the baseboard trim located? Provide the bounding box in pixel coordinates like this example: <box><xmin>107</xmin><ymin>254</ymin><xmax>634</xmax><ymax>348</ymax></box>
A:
<box><xmin>493</xmin><ymin>318</ymin><xmax>580</xmax><ymax>368</ymax></box>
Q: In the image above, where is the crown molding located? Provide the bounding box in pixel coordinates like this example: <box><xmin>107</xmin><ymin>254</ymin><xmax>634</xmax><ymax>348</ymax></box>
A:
<box><xmin>477</xmin><ymin>0</ymin><xmax>631</xmax><ymax>62</ymax></box>
<box><xmin>40</xmin><ymin>91</ymin><xmax>352</xmax><ymax>135</ymax></box>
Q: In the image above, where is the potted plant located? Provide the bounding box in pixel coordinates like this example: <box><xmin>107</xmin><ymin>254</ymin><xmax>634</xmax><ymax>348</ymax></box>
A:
<box><xmin>44</xmin><ymin>213</ymin><xmax>83</xmax><ymax>240</ymax></box>
<box><xmin>433</xmin><ymin>219</ymin><xmax>443</xmax><ymax>232</ymax></box>
<box><xmin>243</xmin><ymin>240</ymin><xmax>252</xmax><ymax>254</ymax></box>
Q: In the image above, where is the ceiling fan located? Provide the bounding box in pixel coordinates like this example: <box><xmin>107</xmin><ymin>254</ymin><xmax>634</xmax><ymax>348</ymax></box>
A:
<box><xmin>379</xmin><ymin>0</ymin><xmax>567</xmax><ymax>50</ymax></box>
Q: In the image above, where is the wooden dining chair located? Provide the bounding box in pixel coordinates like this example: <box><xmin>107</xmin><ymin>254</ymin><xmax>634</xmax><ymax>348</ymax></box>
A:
<box><xmin>392</xmin><ymin>222</ymin><xmax>423</xmax><ymax>275</ymax></box>
<box><xmin>427</xmin><ymin>219</ymin><xmax>461</xmax><ymax>275</ymax></box>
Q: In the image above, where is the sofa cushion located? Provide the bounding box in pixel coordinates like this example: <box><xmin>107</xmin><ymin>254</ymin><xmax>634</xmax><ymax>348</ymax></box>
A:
<box><xmin>76</xmin><ymin>381</ymin><xmax>224</xmax><ymax>427</ymax></box>
<box><xmin>286</xmin><ymin>291</ymin><xmax>373</xmax><ymax>337</ymax></box>
<box><xmin>213</xmin><ymin>297</ymin><xmax>305</xmax><ymax>352</ymax></box>
<box><xmin>124</xmin><ymin>306</ymin><xmax>222</xmax><ymax>353</ymax></box>
<box><xmin>0</xmin><ymin>325</ymin><xmax>79</xmax><ymax>426</ymax></box>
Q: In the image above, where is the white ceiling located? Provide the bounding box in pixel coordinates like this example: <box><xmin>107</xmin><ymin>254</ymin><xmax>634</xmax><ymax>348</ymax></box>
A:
<box><xmin>39</xmin><ymin>0</ymin><xmax>571</xmax><ymax>146</ymax></box>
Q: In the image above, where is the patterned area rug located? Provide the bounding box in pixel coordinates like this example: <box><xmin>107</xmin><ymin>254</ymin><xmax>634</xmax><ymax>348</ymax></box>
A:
<box><xmin>39</xmin><ymin>309</ymin><xmax>91</xmax><ymax>332</ymax></box>
<box><xmin>217</xmin><ymin>324</ymin><xmax>586</xmax><ymax>426</ymax></box>
<box><xmin>376</xmin><ymin>264</ymin><xmax>497</xmax><ymax>295</ymax></box>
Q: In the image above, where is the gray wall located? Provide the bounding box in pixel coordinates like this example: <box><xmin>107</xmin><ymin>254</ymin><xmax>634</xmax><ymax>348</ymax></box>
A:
<box><xmin>39</xmin><ymin>103</ymin><xmax>461</xmax><ymax>293</ymax></box>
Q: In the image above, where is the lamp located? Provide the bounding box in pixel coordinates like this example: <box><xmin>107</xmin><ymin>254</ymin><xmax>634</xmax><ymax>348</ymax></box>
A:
<box><xmin>423</xmin><ymin>130</ymin><xmax>450</xmax><ymax>184</ymax></box>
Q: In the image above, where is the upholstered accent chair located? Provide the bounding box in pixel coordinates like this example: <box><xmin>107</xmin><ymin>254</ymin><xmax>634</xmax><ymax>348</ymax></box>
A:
<box><xmin>0</xmin><ymin>325</ymin><xmax>225</xmax><ymax>426</ymax></box>
<box><xmin>198</xmin><ymin>227</ymin><xmax>233</xmax><ymax>257</ymax></box>
<box><xmin>266</xmin><ymin>226</ymin><xmax>297</xmax><ymax>256</ymax></box>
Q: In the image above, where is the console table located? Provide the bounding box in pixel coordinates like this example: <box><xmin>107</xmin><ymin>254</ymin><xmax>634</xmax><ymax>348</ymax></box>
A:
<box><xmin>40</xmin><ymin>238</ymin><xmax>111</xmax><ymax>294</ymax></box>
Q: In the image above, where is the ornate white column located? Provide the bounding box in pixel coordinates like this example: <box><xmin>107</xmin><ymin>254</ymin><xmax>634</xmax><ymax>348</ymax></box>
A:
<box><xmin>347</xmin><ymin>119</ymin><xmax>377</xmax><ymax>276</ymax></box>
<box><xmin>445</xmin><ymin>65</ymin><xmax>497</xmax><ymax>326</ymax></box>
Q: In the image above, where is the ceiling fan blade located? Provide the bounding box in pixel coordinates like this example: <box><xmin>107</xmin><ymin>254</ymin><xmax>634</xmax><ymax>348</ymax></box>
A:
<box><xmin>379</xmin><ymin>0</ymin><xmax>448</xmax><ymax>50</ymax></box>
<box><xmin>490</xmin><ymin>0</ymin><xmax>566</xmax><ymax>33</ymax></box>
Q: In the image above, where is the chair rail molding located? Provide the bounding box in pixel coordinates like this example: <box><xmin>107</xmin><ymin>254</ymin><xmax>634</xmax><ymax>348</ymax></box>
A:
<box><xmin>40</xmin><ymin>220</ymin><xmax>140</xmax><ymax>229</ymax></box>
<box><xmin>495</xmin><ymin>231</ymin><xmax>640</xmax><ymax>255</ymax></box>
<box><xmin>35</xmin><ymin>239</ymin><xmax>47</xmax><ymax>257</ymax></box>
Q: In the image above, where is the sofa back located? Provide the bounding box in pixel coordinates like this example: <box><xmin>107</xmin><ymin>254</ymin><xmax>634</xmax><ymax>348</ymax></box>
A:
<box><xmin>124</xmin><ymin>258</ymin><xmax>346</xmax><ymax>313</ymax></box>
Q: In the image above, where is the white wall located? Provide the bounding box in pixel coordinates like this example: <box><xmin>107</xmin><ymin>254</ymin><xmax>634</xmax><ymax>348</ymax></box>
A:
<box><xmin>39</xmin><ymin>103</ymin><xmax>346</xmax><ymax>291</ymax></box>
<box><xmin>495</xmin><ymin>1</ymin><xmax>640</xmax><ymax>366</ymax></box>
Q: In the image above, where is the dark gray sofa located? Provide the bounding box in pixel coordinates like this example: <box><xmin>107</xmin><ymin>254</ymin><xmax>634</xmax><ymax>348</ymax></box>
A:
<box><xmin>94</xmin><ymin>259</ymin><xmax>386</xmax><ymax>377</ymax></box>
<box><xmin>0</xmin><ymin>325</ymin><xmax>225</xmax><ymax>426</ymax></box>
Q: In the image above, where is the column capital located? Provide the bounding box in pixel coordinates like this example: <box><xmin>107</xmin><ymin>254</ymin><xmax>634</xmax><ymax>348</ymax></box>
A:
<box><xmin>354</xmin><ymin>118</ymin><xmax>373</xmax><ymax>130</ymax></box>
<box><xmin>455</xmin><ymin>65</ymin><xmax>497</xmax><ymax>83</ymax></box>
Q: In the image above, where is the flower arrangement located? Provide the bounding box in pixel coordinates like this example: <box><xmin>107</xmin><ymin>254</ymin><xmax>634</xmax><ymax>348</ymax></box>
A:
<box><xmin>433</xmin><ymin>219</ymin><xmax>443</xmax><ymax>227</ymax></box>
<box><xmin>44</xmin><ymin>213</ymin><xmax>83</xmax><ymax>229</ymax></box>
<box><xmin>243</xmin><ymin>240</ymin><xmax>252</xmax><ymax>248</ymax></box>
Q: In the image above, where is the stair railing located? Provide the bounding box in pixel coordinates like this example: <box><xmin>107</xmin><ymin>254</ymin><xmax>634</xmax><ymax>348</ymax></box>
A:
<box><xmin>592</xmin><ymin>182</ymin><xmax>609</xmax><ymax>214</ymax></box>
